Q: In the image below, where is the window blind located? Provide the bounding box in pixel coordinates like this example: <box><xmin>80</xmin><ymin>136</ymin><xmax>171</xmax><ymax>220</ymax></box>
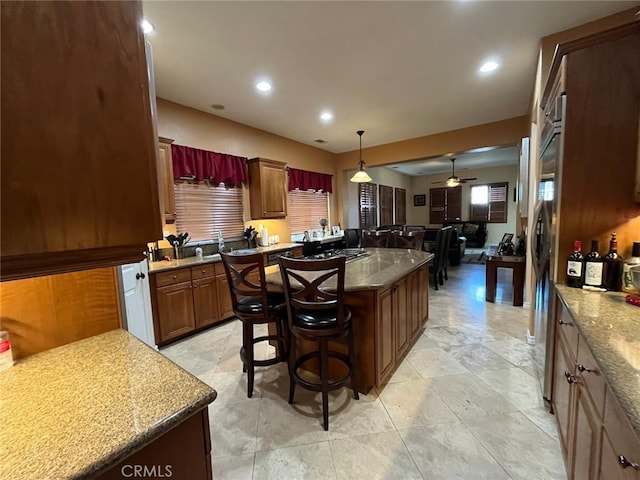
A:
<box><xmin>359</xmin><ymin>182</ymin><xmax>378</xmax><ymax>230</ymax></box>
<box><xmin>379</xmin><ymin>185</ymin><xmax>393</xmax><ymax>226</ymax></box>
<box><xmin>469</xmin><ymin>182</ymin><xmax>508</xmax><ymax>223</ymax></box>
<box><xmin>288</xmin><ymin>189</ymin><xmax>329</xmax><ymax>233</ymax></box>
<box><xmin>174</xmin><ymin>181</ymin><xmax>244</xmax><ymax>241</ymax></box>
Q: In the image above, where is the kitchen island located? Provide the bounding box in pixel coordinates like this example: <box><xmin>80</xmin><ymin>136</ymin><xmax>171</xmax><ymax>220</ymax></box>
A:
<box><xmin>265</xmin><ymin>248</ymin><xmax>434</xmax><ymax>393</ymax></box>
<box><xmin>0</xmin><ymin>330</ymin><xmax>216</xmax><ymax>480</ymax></box>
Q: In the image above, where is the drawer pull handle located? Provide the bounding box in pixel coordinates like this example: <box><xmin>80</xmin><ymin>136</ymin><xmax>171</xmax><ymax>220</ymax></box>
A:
<box><xmin>202</xmin><ymin>270</ymin><xmax>206</xmax><ymax>273</ymax></box>
<box><xmin>618</xmin><ymin>455</ymin><xmax>640</xmax><ymax>470</ymax></box>
<box><xmin>135</xmin><ymin>272</ymin><xmax>146</xmax><ymax>280</ymax></box>
<box><xmin>564</xmin><ymin>371</ymin><xmax>577</xmax><ymax>384</ymax></box>
<box><xmin>577</xmin><ymin>364</ymin><xmax>593</xmax><ymax>373</ymax></box>
<box><xmin>558</xmin><ymin>318</ymin><xmax>572</xmax><ymax>326</ymax></box>
<box><xmin>172</xmin><ymin>275</ymin><xmax>177</xmax><ymax>279</ymax></box>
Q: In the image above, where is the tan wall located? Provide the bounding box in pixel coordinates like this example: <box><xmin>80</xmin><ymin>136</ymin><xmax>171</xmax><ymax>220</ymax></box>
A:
<box><xmin>156</xmin><ymin>98</ymin><xmax>339</xmax><ymax>241</ymax></box>
<box><xmin>410</xmin><ymin>164</ymin><xmax>519</xmax><ymax>245</ymax></box>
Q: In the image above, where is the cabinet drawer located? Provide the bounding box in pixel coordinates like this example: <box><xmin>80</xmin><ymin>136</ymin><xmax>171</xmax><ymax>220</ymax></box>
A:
<box><xmin>214</xmin><ymin>262</ymin><xmax>227</xmax><ymax>276</ymax></box>
<box><xmin>603</xmin><ymin>389</ymin><xmax>640</xmax><ymax>479</ymax></box>
<box><xmin>191</xmin><ymin>264</ymin><xmax>215</xmax><ymax>280</ymax></box>
<box><xmin>577</xmin><ymin>335</ymin><xmax>606</xmax><ymax>419</ymax></box>
<box><xmin>557</xmin><ymin>301</ymin><xmax>579</xmax><ymax>361</ymax></box>
<box><xmin>155</xmin><ymin>268</ymin><xmax>192</xmax><ymax>287</ymax></box>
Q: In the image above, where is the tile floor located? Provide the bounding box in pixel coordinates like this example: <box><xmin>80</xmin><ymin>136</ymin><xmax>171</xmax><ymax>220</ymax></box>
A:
<box><xmin>161</xmin><ymin>263</ymin><xmax>566</xmax><ymax>480</ymax></box>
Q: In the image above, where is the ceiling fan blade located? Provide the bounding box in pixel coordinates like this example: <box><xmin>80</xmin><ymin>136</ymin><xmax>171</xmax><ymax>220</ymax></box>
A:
<box><xmin>460</xmin><ymin>177</ymin><xmax>478</xmax><ymax>182</ymax></box>
<box><xmin>431</xmin><ymin>180</ymin><xmax>446</xmax><ymax>184</ymax></box>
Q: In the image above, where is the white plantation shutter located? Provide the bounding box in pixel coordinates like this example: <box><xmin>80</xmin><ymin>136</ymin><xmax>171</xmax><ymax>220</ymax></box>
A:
<box><xmin>174</xmin><ymin>181</ymin><xmax>244</xmax><ymax>241</ymax></box>
<box><xmin>288</xmin><ymin>189</ymin><xmax>329</xmax><ymax>233</ymax></box>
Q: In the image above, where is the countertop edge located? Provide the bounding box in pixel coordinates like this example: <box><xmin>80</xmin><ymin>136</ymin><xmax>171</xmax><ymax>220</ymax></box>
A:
<box><xmin>554</xmin><ymin>285</ymin><xmax>640</xmax><ymax>440</ymax></box>
<box><xmin>79</xmin><ymin>390</ymin><xmax>217</xmax><ymax>479</ymax></box>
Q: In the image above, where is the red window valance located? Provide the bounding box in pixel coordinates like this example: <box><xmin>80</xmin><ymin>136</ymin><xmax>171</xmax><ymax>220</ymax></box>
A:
<box><xmin>288</xmin><ymin>167</ymin><xmax>333</xmax><ymax>193</ymax></box>
<box><xmin>171</xmin><ymin>144</ymin><xmax>248</xmax><ymax>186</ymax></box>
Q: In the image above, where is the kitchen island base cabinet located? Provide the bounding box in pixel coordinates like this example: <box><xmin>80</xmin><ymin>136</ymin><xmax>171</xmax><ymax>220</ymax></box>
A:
<box><xmin>97</xmin><ymin>408</ymin><xmax>212</xmax><ymax>480</ymax></box>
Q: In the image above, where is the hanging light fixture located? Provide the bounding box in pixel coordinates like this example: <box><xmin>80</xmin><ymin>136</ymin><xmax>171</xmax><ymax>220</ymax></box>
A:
<box><xmin>350</xmin><ymin>130</ymin><xmax>372</xmax><ymax>183</ymax></box>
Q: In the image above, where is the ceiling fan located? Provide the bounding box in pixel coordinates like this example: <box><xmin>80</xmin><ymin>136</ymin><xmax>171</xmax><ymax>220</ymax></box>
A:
<box><xmin>431</xmin><ymin>158</ymin><xmax>478</xmax><ymax>187</ymax></box>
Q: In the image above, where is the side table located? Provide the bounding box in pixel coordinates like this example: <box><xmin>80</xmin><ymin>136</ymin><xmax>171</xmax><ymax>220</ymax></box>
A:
<box><xmin>485</xmin><ymin>255</ymin><xmax>526</xmax><ymax>306</ymax></box>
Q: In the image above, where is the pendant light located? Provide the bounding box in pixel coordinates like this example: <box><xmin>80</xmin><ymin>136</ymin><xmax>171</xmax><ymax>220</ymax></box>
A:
<box><xmin>349</xmin><ymin>130</ymin><xmax>372</xmax><ymax>183</ymax></box>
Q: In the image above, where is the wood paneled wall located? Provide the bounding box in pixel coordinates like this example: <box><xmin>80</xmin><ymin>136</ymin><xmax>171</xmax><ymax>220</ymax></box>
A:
<box><xmin>0</xmin><ymin>267</ymin><xmax>122</xmax><ymax>359</ymax></box>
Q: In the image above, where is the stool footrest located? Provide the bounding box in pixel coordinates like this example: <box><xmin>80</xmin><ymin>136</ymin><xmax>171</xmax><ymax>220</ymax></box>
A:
<box><xmin>291</xmin><ymin>350</ymin><xmax>353</xmax><ymax>392</ymax></box>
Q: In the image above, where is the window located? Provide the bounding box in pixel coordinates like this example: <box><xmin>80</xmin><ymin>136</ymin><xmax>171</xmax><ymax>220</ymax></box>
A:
<box><xmin>288</xmin><ymin>189</ymin><xmax>329</xmax><ymax>233</ymax></box>
<box><xmin>379</xmin><ymin>185</ymin><xmax>394</xmax><ymax>226</ymax></box>
<box><xmin>359</xmin><ymin>182</ymin><xmax>378</xmax><ymax>230</ymax></box>
<box><xmin>470</xmin><ymin>182</ymin><xmax>508</xmax><ymax>223</ymax></box>
<box><xmin>429</xmin><ymin>187</ymin><xmax>461</xmax><ymax>224</ymax></box>
<box><xmin>539</xmin><ymin>179</ymin><xmax>554</xmax><ymax>201</ymax></box>
<box><xmin>174</xmin><ymin>181</ymin><xmax>244</xmax><ymax>241</ymax></box>
<box><xmin>394</xmin><ymin>187</ymin><xmax>406</xmax><ymax>225</ymax></box>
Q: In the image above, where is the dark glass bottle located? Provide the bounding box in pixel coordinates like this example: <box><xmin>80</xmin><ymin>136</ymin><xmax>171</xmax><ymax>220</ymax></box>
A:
<box><xmin>603</xmin><ymin>232</ymin><xmax>623</xmax><ymax>291</ymax></box>
<box><xmin>566</xmin><ymin>240</ymin><xmax>584</xmax><ymax>288</ymax></box>
<box><xmin>583</xmin><ymin>240</ymin><xmax>604</xmax><ymax>288</ymax></box>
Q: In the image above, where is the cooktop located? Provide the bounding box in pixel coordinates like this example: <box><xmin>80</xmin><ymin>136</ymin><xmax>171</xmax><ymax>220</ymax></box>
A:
<box><xmin>304</xmin><ymin>248</ymin><xmax>369</xmax><ymax>262</ymax></box>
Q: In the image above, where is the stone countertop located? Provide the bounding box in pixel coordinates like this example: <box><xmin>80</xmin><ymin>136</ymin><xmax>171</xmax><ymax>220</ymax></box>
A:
<box><xmin>265</xmin><ymin>248</ymin><xmax>434</xmax><ymax>292</ymax></box>
<box><xmin>0</xmin><ymin>330</ymin><xmax>216</xmax><ymax>480</ymax></box>
<box><xmin>148</xmin><ymin>242</ymin><xmax>301</xmax><ymax>273</ymax></box>
<box><xmin>555</xmin><ymin>285</ymin><xmax>640</xmax><ymax>438</ymax></box>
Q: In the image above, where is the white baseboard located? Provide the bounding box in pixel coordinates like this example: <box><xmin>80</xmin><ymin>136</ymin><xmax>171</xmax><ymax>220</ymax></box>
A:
<box><xmin>523</xmin><ymin>301</ymin><xmax>531</xmax><ymax>309</ymax></box>
<box><xmin>526</xmin><ymin>329</ymin><xmax>536</xmax><ymax>345</ymax></box>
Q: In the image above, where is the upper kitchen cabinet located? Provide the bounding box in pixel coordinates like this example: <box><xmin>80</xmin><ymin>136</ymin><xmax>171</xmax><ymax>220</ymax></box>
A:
<box><xmin>248</xmin><ymin>158</ymin><xmax>288</xmax><ymax>219</ymax></box>
<box><xmin>0</xmin><ymin>1</ymin><xmax>162</xmax><ymax>281</ymax></box>
<box><xmin>158</xmin><ymin>137</ymin><xmax>176</xmax><ymax>224</ymax></box>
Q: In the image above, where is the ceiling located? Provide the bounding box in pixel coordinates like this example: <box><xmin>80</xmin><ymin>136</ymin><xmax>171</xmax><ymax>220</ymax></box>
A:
<box><xmin>142</xmin><ymin>1</ymin><xmax>631</xmax><ymax>160</ymax></box>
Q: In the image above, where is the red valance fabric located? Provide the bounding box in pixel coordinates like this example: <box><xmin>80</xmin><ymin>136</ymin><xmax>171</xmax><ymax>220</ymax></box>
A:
<box><xmin>171</xmin><ymin>144</ymin><xmax>248</xmax><ymax>185</ymax></box>
<box><xmin>288</xmin><ymin>167</ymin><xmax>333</xmax><ymax>193</ymax></box>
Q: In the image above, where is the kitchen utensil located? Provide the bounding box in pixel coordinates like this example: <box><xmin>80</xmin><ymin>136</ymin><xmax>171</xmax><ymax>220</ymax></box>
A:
<box><xmin>165</xmin><ymin>234</ymin><xmax>177</xmax><ymax>245</ymax></box>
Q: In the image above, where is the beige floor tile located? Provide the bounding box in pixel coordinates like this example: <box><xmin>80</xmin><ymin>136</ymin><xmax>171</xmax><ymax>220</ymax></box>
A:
<box><xmin>330</xmin><ymin>430</ymin><xmax>422</xmax><ymax>479</ymax></box>
<box><xmin>211</xmin><ymin>453</ymin><xmax>254</xmax><ymax>480</ymax></box>
<box><xmin>520</xmin><ymin>406</ymin><xmax>560</xmax><ymax>441</ymax></box>
<box><xmin>325</xmin><ymin>395</ymin><xmax>395</xmax><ymax>440</ymax></box>
<box><xmin>378</xmin><ymin>379</ymin><xmax>458</xmax><ymax>429</ymax></box>
<box><xmin>484</xmin><ymin>336</ymin><xmax>536</xmax><ymax>368</ymax></box>
<box><xmin>406</xmin><ymin>346</ymin><xmax>470</xmax><ymax>378</ymax></box>
<box><xmin>477</xmin><ymin>367</ymin><xmax>544</xmax><ymax>410</ymax></box>
<box><xmin>399</xmin><ymin>423</ymin><xmax>511</xmax><ymax>479</ymax></box>
<box><xmin>442</xmin><ymin>343</ymin><xmax>515</xmax><ymax>372</ymax></box>
<box><xmin>431</xmin><ymin>373</ymin><xmax>520</xmax><ymax>420</ymax></box>
<box><xmin>410</xmin><ymin>333</ymin><xmax>440</xmax><ymax>350</ymax></box>
<box><xmin>209</xmin><ymin>401</ymin><xmax>260</xmax><ymax>458</ymax></box>
<box><xmin>464</xmin><ymin>411</ymin><xmax>567</xmax><ymax>480</ymax></box>
<box><xmin>253</xmin><ymin>442</ymin><xmax>337</xmax><ymax>480</ymax></box>
<box><xmin>380</xmin><ymin>357</ymin><xmax>423</xmax><ymax>384</ymax></box>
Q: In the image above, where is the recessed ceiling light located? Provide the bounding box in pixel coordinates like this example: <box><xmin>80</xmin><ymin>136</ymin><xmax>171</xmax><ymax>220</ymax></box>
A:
<box><xmin>141</xmin><ymin>19</ymin><xmax>154</xmax><ymax>34</ymax></box>
<box><xmin>320</xmin><ymin>111</ymin><xmax>333</xmax><ymax>121</ymax></box>
<box><xmin>256</xmin><ymin>81</ymin><xmax>272</xmax><ymax>92</ymax></box>
<box><xmin>479</xmin><ymin>60</ymin><xmax>499</xmax><ymax>73</ymax></box>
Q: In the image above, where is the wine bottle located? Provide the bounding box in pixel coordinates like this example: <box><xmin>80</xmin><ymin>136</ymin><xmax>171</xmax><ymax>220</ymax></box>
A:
<box><xmin>621</xmin><ymin>241</ymin><xmax>640</xmax><ymax>293</ymax></box>
<box><xmin>583</xmin><ymin>240</ymin><xmax>604</xmax><ymax>288</ymax></box>
<box><xmin>603</xmin><ymin>233</ymin><xmax>623</xmax><ymax>291</ymax></box>
<box><xmin>566</xmin><ymin>240</ymin><xmax>584</xmax><ymax>288</ymax></box>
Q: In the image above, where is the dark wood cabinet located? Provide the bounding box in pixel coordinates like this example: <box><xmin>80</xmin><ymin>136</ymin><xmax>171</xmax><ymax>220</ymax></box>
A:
<box><xmin>376</xmin><ymin>285</ymin><xmax>396</xmax><ymax>385</ymax></box>
<box><xmin>395</xmin><ymin>276</ymin><xmax>410</xmax><ymax>359</ymax></box>
<box><xmin>156</xmin><ymin>282</ymin><xmax>197</xmax><ymax>342</ymax></box>
<box><xmin>215</xmin><ymin>263</ymin><xmax>234</xmax><ymax>320</ymax></box>
<box><xmin>248</xmin><ymin>158</ymin><xmax>288</xmax><ymax>219</ymax></box>
<box><xmin>158</xmin><ymin>137</ymin><xmax>176</xmax><ymax>224</ymax></box>
<box><xmin>192</xmin><ymin>277</ymin><xmax>218</xmax><ymax>329</ymax></box>
<box><xmin>0</xmin><ymin>1</ymin><xmax>162</xmax><ymax>281</ymax></box>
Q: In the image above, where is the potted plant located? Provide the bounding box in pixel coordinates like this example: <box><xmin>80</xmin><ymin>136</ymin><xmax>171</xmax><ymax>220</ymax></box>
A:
<box><xmin>319</xmin><ymin>218</ymin><xmax>328</xmax><ymax>237</ymax></box>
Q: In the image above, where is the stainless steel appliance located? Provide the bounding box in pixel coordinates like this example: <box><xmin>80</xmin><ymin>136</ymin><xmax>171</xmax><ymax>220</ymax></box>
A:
<box><xmin>533</xmin><ymin>93</ymin><xmax>566</xmax><ymax>402</ymax></box>
<box><xmin>305</xmin><ymin>248</ymin><xmax>369</xmax><ymax>262</ymax></box>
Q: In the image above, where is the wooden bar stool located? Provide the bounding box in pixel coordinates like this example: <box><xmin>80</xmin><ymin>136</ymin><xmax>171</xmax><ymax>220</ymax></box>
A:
<box><xmin>278</xmin><ymin>256</ymin><xmax>359</xmax><ymax>431</ymax></box>
<box><xmin>394</xmin><ymin>230</ymin><xmax>425</xmax><ymax>250</ymax></box>
<box><xmin>361</xmin><ymin>230</ymin><xmax>390</xmax><ymax>248</ymax></box>
<box><xmin>220</xmin><ymin>251</ymin><xmax>288</xmax><ymax>398</ymax></box>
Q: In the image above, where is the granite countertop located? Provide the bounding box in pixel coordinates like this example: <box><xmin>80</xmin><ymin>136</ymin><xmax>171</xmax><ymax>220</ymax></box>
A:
<box><xmin>555</xmin><ymin>285</ymin><xmax>640</xmax><ymax>438</ymax></box>
<box><xmin>0</xmin><ymin>330</ymin><xmax>216</xmax><ymax>480</ymax></box>
<box><xmin>148</xmin><ymin>242</ymin><xmax>301</xmax><ymax>273</ymax></box>
<box><xmin>266</xmin><ymin>247</ymin><xmax>434</xmax><ymax>292</ymax></box>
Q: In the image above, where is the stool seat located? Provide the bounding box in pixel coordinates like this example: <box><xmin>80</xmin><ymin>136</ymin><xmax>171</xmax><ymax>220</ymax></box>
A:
<box><xmin>294</xmin><ymin>308</ymin><xmax>352</xmax><ymax>329</ymax></box>
<box><xmin>237</xmin><ymin>294</ymin><xmax>286</xmax><ymax>314</ymax></box>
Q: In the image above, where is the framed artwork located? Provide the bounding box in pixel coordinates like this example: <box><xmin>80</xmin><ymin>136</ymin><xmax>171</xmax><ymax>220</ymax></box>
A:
<box><xmin>331</xmin><ymin>226</ymin><xmax>341</xmax><ymax>235</ymax></box>
<box><xmin>311</xmin><ymin>230</ymin><xmax>318</xmax><ymax>239</ymax></box>
<box><xmin>413</xmin><ymin>194</ymin><xmax>426</xmax><ymax>206</ymax></box>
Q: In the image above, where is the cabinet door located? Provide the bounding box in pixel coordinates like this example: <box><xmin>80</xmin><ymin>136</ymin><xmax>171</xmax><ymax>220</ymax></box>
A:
<box><xmin>192</xmin><ymin>277</ymin><xmax>220</xmax><ymax>329</ymax></box>
<box><xmin>601</xmin><ymin>388</ymin><xmax>640</xmax><ymax>480</ymax></box>
<box><xmin>572</xmin><ymin>383</ymin><xmax>601</xmax><ymax>480</ymax></box>
<box><xmin>158</xmin><ymin>137</ymin><xmax>176</xmax><ymax>224</ymax></box>
<box><xmin>552</xmin><ymin>333</ymin><xmax>575</xmax><ymax>465</ymax></box>
<box><xmin>376</xmin><ymin>286</ymin><xmax>396</xmax><ymax>385</ymax></box>
<box><xmin>408</xmin><ymin>269</ymin><xmax>421</xmax><ymax>339</ymax></box>
<box><xmin>156</xmin><ymin>282</ymin><xmax>195</xmax><ymax>342</ymax></box>
<box><xmin>418</xmin><ymin>265</ymin><xmax>429</xmax><ymax>328</ymax></box>
<box><xmin>1</xmin><ymin>1</ymin><xmax>162</xmax><ymax>281</ymax></box>
<box><xmin>215</xmin><ymin>274</ymin><xmax>234</xmax><ymax>320</ymax></box>
<box><xmin>248</xmin><ymin>158</ymin><xmax>287</xmax><ymax>219</ymax></box>
<box><xmin>395</xmin><ymin>278</ymin><xmax>410</xmax><ymax>359</ymax></box>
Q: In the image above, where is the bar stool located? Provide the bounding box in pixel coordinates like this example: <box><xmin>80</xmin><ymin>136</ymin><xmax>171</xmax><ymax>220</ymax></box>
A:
<box><xmin>394</xmin><ymin>230</ymin><xmax>425</xmax><ymax>250</ymax></box>
<box><xmin>278</xmin><ymin>256</ymin><xmax>359</xmax><ymax>431</ymax></box>
<box><xmin>361</xmin><ymin>230</ymin><xmax>390</xmax><ymax>247</ymax></box>
<box><xmin>220</xmin><ymin>251</ymin><xmax>288</xmax><ymax>398</ymax></box>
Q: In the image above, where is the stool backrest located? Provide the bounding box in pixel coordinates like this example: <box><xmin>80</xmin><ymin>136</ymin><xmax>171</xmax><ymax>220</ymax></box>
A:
<box><xmin>278</xmin><ymin>256</ymin><xmax>348</xmax><ymax>331</ymax></box>
<box><xmin>361</xmin><ymin>230</ymin><xmax>390</xmax><ymax>248</ymax></box>
<box><xmin>220</xmin><ymin>251</ymin><xmax>269</xmax><ymax>317</ymax></box>
<box><xmin>394</xmin><ymin>230</ymin><xmax>425</xmax><ymax>250</ymax></box>
<box><xmin>344</xmin><ymin>228</ymin><xmax>360</xmax><ymax>248</ymax></box>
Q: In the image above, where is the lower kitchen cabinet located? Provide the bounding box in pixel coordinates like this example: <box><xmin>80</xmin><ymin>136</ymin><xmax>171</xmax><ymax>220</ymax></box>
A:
<box><xmin>151</xmin><ymin>263</ymin><xmax>234</xmax><ymax>345</ymax></box>
<box><xmin>553</xmin><ymin>294</ymin><xmax>640</xmax><ymax>480</ymax></box>
<box><xmin>376</xmin><ymin>285</ymin><xmax>396</xmax><ymax>385</ymax></box>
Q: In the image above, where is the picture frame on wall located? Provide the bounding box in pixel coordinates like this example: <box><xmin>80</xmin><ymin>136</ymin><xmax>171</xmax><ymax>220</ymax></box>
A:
<box><xmin>413</xmin><ymin>194</ymin><xmax>426</xmax><ymax>206</ymax></box>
